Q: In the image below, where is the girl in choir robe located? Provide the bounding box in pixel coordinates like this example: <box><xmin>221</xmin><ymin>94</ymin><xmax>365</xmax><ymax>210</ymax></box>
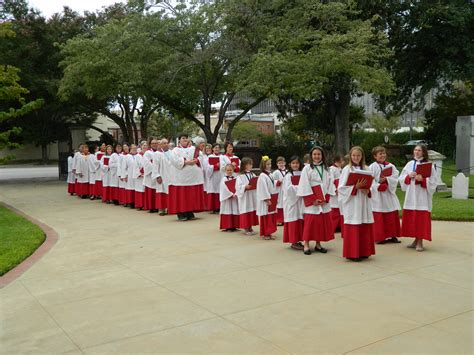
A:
<box><xmin>202</xmin><ymin>143</ymin><xmax>212</xmax><ymax>211</ymax></box>
<box><xmin>87</xmin><ymin>145</ymin><xmax>99</xmax><ymax>200</ymax></box>
<box><xmin>122</xmin><ymin>144</ymin><xmax>137</xmax><ymax>208</ymax></box>
<box><xmin>369</xmin><ymin>146</ymin><xmax>401</xmax><ymax>244</ymax></box>
<box><xmin>206</xmin><ymin>143</ymin><xmax>223</xmax><ymax>213</ymax></box>
<box><xmin>221</xmin><ymin>142</ymin><xmax>240</xmax><ymax>173</ymax></box>
<box><xmin>219</xmin><ymin>164</ymin><xmax>240</xmax><ymax>231</ymax></box>
<box><xmin>75</xmin><ymin>145</ymin><xmax>91</xmax><ymax>198</ymax></box>
<box><xmin>108</xmin><ymin>144</ymin><xmax>121</xmax><ymax>205</ymax></box>
<box><xmin>271</xmin><ymin>156</ymin><xmax>287</xmax><ymax>226</ymax></box>
<box><xmin>100</xmin><ymin>145</ymin><xmax>113</xmax><ymax>203</ymax></box>
<box><xmin>399</xmin><ymin>144</ymin><xmax>438</xmax><ymax>252</ymax></box>
<box><xmin>297</xmin><ymin>147</ymin><xmax>335</xmax><ymax>255</ymax></box>
<box><xmin>93</xmin><ymin>143</ymin><xmax>106</xmax><ymax>199</ymax></box>
<box><xmin>256</xmin><ymin>156</ymin><xmax>278</xmax><ymax>240</ymax></box>
<box><xmin>282</xmin><ymin>156</ymin><xmax>304</xmax><ymax>250</ymax></box>
<box><xmin>338</xmin><ymin>146</ymin><xmax>376</xmax><ymax>261</ymax></box>
<box><xmin>67</xmin><ymin>152</ymin><xmax>75</xmax><ymax>195</ymax></box>
<box><xmin>329</xmin><ymin>155</ymin><xmax>344</xmax><ymax>234</ymax></box>
<box><xmin>132</xmin><ymin>142</ymin><xmax>147</xmax><ymax>210</ymax></box>
<box><xmin>143</xmin><ymin>141</ymin><xmax>157</xmax><ymax>212</ymax></box>
<box><xmin>235</xmin><ymin>157</ymin><xmax>259</xmax><ymax>235</ymax></box>
<box><xmin>152</xmin><ymin>139</ymin><xmax>170</xmax><ymax>216</ymax></box>
<box><xmin>118</xmin><ymin>144</ymin><xmax>129</xmax><ymax>205</ymax></box>
<box><xmin>71</xmin><ymin>144</ymin><xmax>84</xmax><ymax>190</ymax></box>
<box><xmin>168</xmin><ymin>133</ymin><xmax>206</xmax><ymax>221</ymax></box>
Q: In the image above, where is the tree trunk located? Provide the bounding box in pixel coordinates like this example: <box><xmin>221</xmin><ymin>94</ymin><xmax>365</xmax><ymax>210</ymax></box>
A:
<box><xmin>41</xmin><ymin>144</ymin><xmax>48</xmax><ymax>165</ymax></box>
<box><xmin>335</xmin><ymin>89</ymin><xmax>351</xmax><ymax>154</ymax></box>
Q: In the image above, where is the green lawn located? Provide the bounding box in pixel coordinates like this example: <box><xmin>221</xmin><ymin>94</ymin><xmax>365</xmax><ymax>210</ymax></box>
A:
<box><xmin>0</xmin><ymin>205</ymin><xmax>46</xmax><ymax>276</ymax></box>
<box><xmin>440</xmin><ymin>159</ymin><xmax>474</xmax><ymax>188</ymax></box>
<box><xmin>396</xmin><ymin>189</ymin><xmax>474</xmax><ymax>222</ymax></box>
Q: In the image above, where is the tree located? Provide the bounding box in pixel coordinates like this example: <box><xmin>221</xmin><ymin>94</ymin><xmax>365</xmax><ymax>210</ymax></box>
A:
<box><xmin>368</xmin><ymin>114</ymin><xmax>400</xmax><ymax>137</ymax></box>
<box><xmin>246</xmin><ymin>0</ymin><xmax>393</xmax><ymax>154</ymax></box>
<box><xmin>147</xmin><ymin>111</ymin><xmax>200</xmax><ymax>141</ymax></box>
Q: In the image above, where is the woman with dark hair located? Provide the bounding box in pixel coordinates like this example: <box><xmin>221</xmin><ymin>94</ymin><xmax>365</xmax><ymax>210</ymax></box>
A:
<box><xmin>399</xmin><ymin>144</ymin><xmax>438</xmax><ymax>251</ymax></box>
<box><xmin>221</xmin><ymin>142</ymin><xmax>240</xmax><ymax>173</ymax></box>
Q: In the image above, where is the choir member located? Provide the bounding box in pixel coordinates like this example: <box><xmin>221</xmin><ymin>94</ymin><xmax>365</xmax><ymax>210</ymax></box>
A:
<box><xmin>143</xmin><ymin>139</ymin><xmax>158</xmax><ymax>212</ymax></box>
<box><xmin>67</xmin><ymin>151</ymin><xmax>75</xmax><ymax>195</ymax></box>
<box><xmin>132</xmin><ymin>142</ymin><xmax>147</xmax><ymax>210</ymax></box>
<box><xmin>75</xmin><ymin>145</ymin><xmax>91</xmax><ymax>198</ymax></box>
<box><xmin>87</xmin><ymin>144</ymin><xmax>99</xmax><ymax>200</ymax></box>
<box><xmin>399</xmin><ymin>144</ymin><xmax>438</xmax><ymax>252</ymax></box>
<box><xmin>221</xmin><ymin>142</ymin><xmax>240</xmax><ymax>173</ymax></box>
<box><xmin>328</xmin><ymin>155</ymin><xmax>344</xmax><ymax>234</ymax></box>
<box><xmin>219</xmin><ymin>164</ymin><xmax>240</xmax><ymax>231</ymax></box>
<box><xmin>100</xmin><ymin>145</ymin><xmax>114</xmax><ymax>203</ymax></box>
<box><xmin>202</xmin><ymin>143</ymin><xmax>212</xmax><ymax>211</ymax></box>
<box><xmin>206</xmin><ymin>143</ymin><xmax>222</xmax><ymax>213</ymax></box>
<box><xmin>282</xmin><ymin>156</ymin><xmax>304</xmax><ymax>250</ymax></box>
<box><xmin>168</xmin><ymin>133</ymin><xmax>206</xmax><ymax>221</ymax></box>
<box><xmin>152</xmin><ymin>139</ymin><xmax>170</xmax><ymax>216</ymax></box>
<box><xmin>121</xmin><ymin>144</ymin><xmax>137</xmax><ymax>208</ymax></box>
<box><xmin>297</xmin><ymin>147</ymin><xmax>335</xmax><ymax>255</ymax></box>
<box><xmin>235</xmin><ymin>157</ymin><xmax>259</xmax><ymax>235</ymax></box>
<box><xmin>108</xmin><ymin>143</ymin><xmax>121</xmax><ymax>205</ymax></box>
<box><xmin>256</xmin><ymin>156</ymin><xmax>278</xmax><ymax>240</ymax></box>
<box><xmin>338</xmin><ymin>146</ymin><xmax>376</xmax><ymax>261</ymax></box>
<box><xmin>118</xmin><ymin>144</ymin><xmax>129</xmax><ymax>206</ymax></box>
<box><xmin>93</xmin><ymin>143</ymin><xmax>106</xmax><ymax>199</ymax></box>
<box><xmin>369</xmin><ymin>146</ymin><xmax>401</xmax><ymax>244</ymax></box>
<box><xmin>271</xmin><ymin>156</ymin><xmax>287</xmax><ymax>226</ymax></box>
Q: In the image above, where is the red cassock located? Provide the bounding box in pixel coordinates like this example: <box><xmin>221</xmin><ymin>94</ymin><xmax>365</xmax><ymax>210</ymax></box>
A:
<box><xmin>276</xmin><ymin>208</ymin><xmax>284</xmax><ymax>225</ymax></box>
<box><xmin>220</xmin><ymin>214</ymin><xmax>240</xmax><ymax>230</ymax></box>
<box><xmin>401</xmin><ymin>210</ymin><xmax>432</xmax><ymax>241</ymax></box>
<box><xmin>372</xmin><ymin>211</ymin><xmax>401</xmax><ymax>242</ymax></box>
<box><xmin>259</xmin><ymin>214</ymin><xmax>277</xmax><ymax>236</ymax></box>
<box><xmin>302</xmin><ymin>213</ymin><xmax>335</xmax><ymax>242</ymax></box>
<box><xmin>134</xmin><ymin>191</ymin><xmax>144</xmax><ymax>209</ymax></box>
<box><xmin>239</xmin><ymin>211</ymin><xmax>259</xmax><ymax>229</ymax></box>
<box><xmin>68</xmin><ymin>183</ymin><xmax>75</xmax><ymax>194</ymax></box>
<box><xmin>342</xmin><ymin>224</ymin><xmax>376</xmax><ymax>258</ymax></box>
<box><xmin>283</xmin><ymin>219</ymin><xmax>304</xmax><ymax>244</ymax></box>
<box><xmin>207</xmin><ymin>193</ymin><xmax>220</xmax><ymax>211</ymax></box>
<box><xmin>330</xmin><ymin>208</ymin><xmax>342</xmax><ymax>234</ymax></box>
<box><xmin>144</xmin><ymin>186</ymin><xmax>155</xmax><ymax>211</ymax></box>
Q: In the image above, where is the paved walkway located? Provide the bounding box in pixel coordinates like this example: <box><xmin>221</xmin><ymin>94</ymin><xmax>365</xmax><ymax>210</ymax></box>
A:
<box><xmin>0</xmin><ymin>181</ymin><xmax>472</xmax><ymax>354</ymax></box>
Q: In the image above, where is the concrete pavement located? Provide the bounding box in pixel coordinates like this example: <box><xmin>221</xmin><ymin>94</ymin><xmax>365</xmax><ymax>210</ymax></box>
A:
<box><xmin>0</xmin><ymin>181</ymin><xmax>472</xmax><ymax>354</ymax></box>
<box><xmin>0</xmin><ymin>165</ymin><xmax>58</xmax><ymax>181</ymax></box>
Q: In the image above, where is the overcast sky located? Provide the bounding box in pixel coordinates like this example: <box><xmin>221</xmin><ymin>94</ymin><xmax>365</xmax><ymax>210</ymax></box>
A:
<box><xmin>28</xmin><ymin>0</ymin><xmax>125</xmax><ymax>18</ymax></box>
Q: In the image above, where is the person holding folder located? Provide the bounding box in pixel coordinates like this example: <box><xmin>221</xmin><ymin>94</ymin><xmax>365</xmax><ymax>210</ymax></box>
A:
<box><xmin>338</xmin><ymin>146</ymin><xmax>376</xmax><ymax>261</ymax></box>
<box><xmin>369</xmin><ymin>146</ymin><xmax>401</xmax><ymax>244</ymax></box>
<box><xmin>235</xmin><ymin>157</ymin><xmax>259</xmax><ymax>235</ymax></box>
<box><xmin>206</xmin><ymin>143</ymin><xmax>223</xmax><ymax>213</ymax></box>
<box><xmin>399</xmin><ymin>144</ymin><xmax>438</xmax><ymax>251</ymax></box>
<box><xmin>256</xmin><ymin>156</ymin><xmax>278</xmax><ymax>240</ymax></box>
<box><xmin>297</xmin><ymin>147</ymin><xmax>335</xmax><ymax>255</ymax></box>
<box><xmin>219</xmin><ymin>164</ymin><xmax>240</xmax><ymax>231</ymax></box>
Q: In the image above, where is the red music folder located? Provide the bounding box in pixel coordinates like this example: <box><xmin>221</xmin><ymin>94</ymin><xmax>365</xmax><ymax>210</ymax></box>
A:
<box><xmin>248</xmin><ymin>176</ymin><xmax>258</xmax><ymax>190</ymax></box>
<box><xmin>416</xmin><ymin>162</ymin><xmax>432</xmax><ymax>178</ymax></box>
<box><xmin>334</xmin><ymin>178</ymin><xmax>339</xmax><ymax>189</ymax></box>
<box><xmin>193</xmin><ymin>147</ymin><xmax>200</xmax><ymax>159</ymax></box>
<box><xmin>380</xmin><ymin>166</ymin><xmax>393</xmax><ymax>178</ymax></box>
<box><xmin>208</xmin><ymin>157</ymin><xmax>219</xmax><ymax>166</ymax></box>
<box><xmin>268</xmin><ymin>193</ymin><xmax>278</xmax><ymax>212</ymax></box>
<box><xmin>230</xmin><ymin>157</ymin><xmax>239</xmax><ymax>166</ymax></box>
<box><xmin>96</xmin><ymin>153</ymin><xmax>104</xmax><ymax>160</ymax></box>
<box><xmin>103</xmin><ymin>157</ymin><xmax>110</xmax><ymax>166</ymax></box>
<box><xmin>346</xmin><ymin>171</ymin><xmax>374</xmax><ymax>189</ymax></box>
<box><xmin>303</xmin><ymin>185</ymin><xmax>325</xmax><ymax>207</ymax></box>
<box><xmin>225</xmin><ymin>178</ymin><xmax>236</xmax><ymax>194</ymax></box>
<box><xmin>291</xmin><ymin>175</ymin><xmax>301</xmax><ymax>185</ymax></box>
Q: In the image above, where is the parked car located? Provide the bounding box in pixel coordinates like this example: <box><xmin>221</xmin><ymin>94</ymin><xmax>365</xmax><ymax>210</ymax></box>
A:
<box><xmin>404</xmin><ymin>139</ymin><xmax>430</xmax><ymax>146</ymax></box>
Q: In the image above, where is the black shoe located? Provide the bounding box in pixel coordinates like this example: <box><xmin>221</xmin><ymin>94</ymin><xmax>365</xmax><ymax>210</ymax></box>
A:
<box><xmin>347</xmin><ymin>257</ymin><xmax>362</xmax><ymax>262</ymax></box>
<box><xmin>314</xmin><ymin>246</ymin><xmax>327</xmax><ymax>253</ymax></box>
<box><xmin>360</xmin><ymin>256</ymin><xmax>369</xmax><ymax>259</ymax></box>
<box><xmin>187</xmin><ymin>212</ymin><xmax>196</xmax><ymax>220</ymax></box>
<box><xmin>388</xmin><ymin>237</ymin><xmax>401</xmax><ymax>243</ymax></box>
<box><xmin>113</xmin><ymin>200</ymin><xmax>119</xmax><ymax>205</ymax></box>
<box><xmin>130</xmin><ymin>204</ymin><xmax>135</xmax><ymax>209</ymax></box>
<box><xmin>81</xmin><ymin>195</ymin><xmax>87</xmax><ymax>199</ymax></box>
<box><xmin>376</xmin><ymin>240</ymin><xmax>386</xmax><ymax>245</ymax></box>
<box><xmin>304</xmin><ymin>249</ymin><xmax>312</xmax><ymax>255</ymax></box>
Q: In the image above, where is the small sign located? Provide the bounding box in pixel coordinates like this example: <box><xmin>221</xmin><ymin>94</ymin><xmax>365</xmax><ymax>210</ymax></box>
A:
<box><xmin>384</xmin><ymin>135</ymin><xmax>389</xmax><ymax>144</ymax></box>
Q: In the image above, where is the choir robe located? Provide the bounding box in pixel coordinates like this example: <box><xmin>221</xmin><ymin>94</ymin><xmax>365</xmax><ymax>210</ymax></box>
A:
<box><xmin>297</xmin><ymin>164</ymin><xmax>335</xmax><ymax>243</ymax></box>
<box><xmin>75</xmin><ymin>154</ymin><xmax>91</xmax><ymax>196</ymax></box>
<box><xmin>338</xmin><ymin>165</ymin><xmax>376</xmax><ymax>258</ymax></box>
<box><xmin>219</xmin><ymin>175</ymin><xmax>240</xmax><ymax>230</ymax></box>
<box><xmin>271</xmin><ymin>169</ymin><xmax>287</xmax><ymax>224</ymax></box>
<box><xmin>167</xmin><ymin>146</ymin><xmax>206</xmax><ymax>214</ymax></box>
<box><xmin>87</xmin><ymin>153</ymin><xmax>99</xmax><ymax>195</ymax></box>
<box><xmin>221</xmin><ymin>154</ymin><xmax>241</xmax><ymax>173</ymax></box>
<box><xmin>132</xmin><ymin>153</ymin><xmax>146</xmax><ymax>208</ymax></box>
<box><xmin>235</xmin><ymin>172</ymin><xmax>259</xmax><ymax>229</ymax></box>
<box><xmin>117</xmin><ymin>153</ymin><xmax>128</xmax><ymax>204</ymax></box>
<box><xmin>67</xmin><ymin>156</ymin><xmax>75</xmax><ymax>194</ymax></box>
<box><xmin>100</xmin><ymin>155</ymin><xmax>112</xmax><ymax>202</ymax></box>
<box><xmin>121</xmin><ymin>153</ymin><xmax>136</xmax><ymax>205</ymax></box>
<box><xmin>369</xmin><ymin>162</ymin><xmax>401</xmax><ymax>242</ymax></box>
<box><xmin>399</xmin><ymin>160</ymin><xmax>438</xmax><ymax>241</ymax></box>
<box><xmin>256</xmin><ymin>172</ymin><xmax>278</xmax><ymax>236</ymax></box>
<box><xmin>71</xmin><ymin>151</ymin><xmax>81</xmax><ymax>178</ymax></box>
<box><xmin>93</xmin><ymin>152</ymin><xmax>105</xmax><ymax>197</ymax></box>
<box><xmin>107</xmin><ymin>152</ymin><xmax>120</xmax><ymax>202</ymax></box>
<box><xmin>202</xmin><ymin>154</ymin><xmax>210</xmax><ymax>210</ymax></box>
<box><xmin>282</xmin><ymin>171</ymin><xmax>304</xmax><ymax>244</ymax></box>
<box><xmin>142</xmin><ymin>150</ymin><xmax>156</xmax><ymax>211</ymax></box>
<box><xmin>151</xmin><ymin>150</ymin><xmax>170</xmax><ymax>209</ymax></box>
<box><xmin>205</xmin><ymin>154</ymin><xmax>222</xmax><ymax>211</ymax></box>
<box><xmin>328</xmin><ymin>165</ymin><xmax>343</xmax><ymax>233</ymax></box>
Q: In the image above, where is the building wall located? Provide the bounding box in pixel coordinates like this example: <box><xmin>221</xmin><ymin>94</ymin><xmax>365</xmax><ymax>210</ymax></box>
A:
<box><xmin>0</xmin><ymin>142</ymin><xmax>59</xmax><ymax>161</ymax></box>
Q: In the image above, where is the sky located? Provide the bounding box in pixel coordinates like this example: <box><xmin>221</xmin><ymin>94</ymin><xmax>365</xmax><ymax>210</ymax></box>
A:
<box><xmin>28</xmin><ymin>0</ymin><xmax>126</xmax><ymax>18</ymax></box>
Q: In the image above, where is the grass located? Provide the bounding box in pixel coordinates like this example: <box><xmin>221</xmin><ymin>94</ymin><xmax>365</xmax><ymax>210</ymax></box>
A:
<box><xmin>0</xmin><ymin>205</ymin><xmax>46</xmax><ymax>276</ymax></box>
<box><xmin>439</xmin><ymin>159</ymin><xmax>474</xmax><ymax>188</ymax></box>
<box><xmin>396</xmin><ymin>189</ymin><xmax>474</xmax><ymax>222</ymax></box>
